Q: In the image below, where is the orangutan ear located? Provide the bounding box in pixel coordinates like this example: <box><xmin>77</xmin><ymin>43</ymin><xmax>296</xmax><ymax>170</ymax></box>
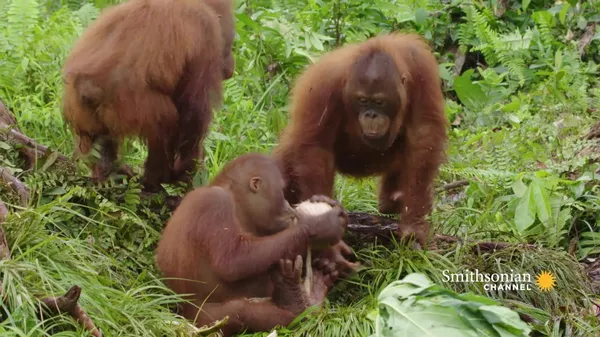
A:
<box><xmin>249</xmin><ymin>176</ymin><xmax>261</xmax><ymax>193</ymax></box>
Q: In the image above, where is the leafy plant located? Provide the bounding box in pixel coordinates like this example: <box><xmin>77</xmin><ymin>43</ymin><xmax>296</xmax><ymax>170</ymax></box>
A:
<box><xmin>370</xmin><ymin>273</ymin><xmax>531</xmax><ymax>337</ymax></box>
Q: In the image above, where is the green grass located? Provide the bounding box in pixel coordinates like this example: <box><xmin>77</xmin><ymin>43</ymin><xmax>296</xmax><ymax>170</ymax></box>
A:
<box><xmin>1</xmin><ymin>0</ymin><xmax>600</xmax><ymax>336</ymax></box>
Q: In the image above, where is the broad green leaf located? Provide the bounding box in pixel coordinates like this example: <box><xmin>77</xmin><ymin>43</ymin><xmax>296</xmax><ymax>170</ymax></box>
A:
<box><xmin>514</xmin><ymin>184</ymin><xmax>536</xmax><ymax>232</ymax></box>
<box><xmin>308</xmin><ymin>32</ymin><xmax>324</xmax><ymax>51</ymax></box>
<box><xmin>235</xmin><ymin>13</ymin><xmax>261</xmax><ymax>31</ymax></box>
<box><xmin>571</xmin><ymin>181</ymin><xmax>585</xmax><ymax>199</ymax></box>
<box><xmin>293</xmin><ymin>48</ymin><xmax>315</xmax><ymax>63</ymax></box>
<box><xmin>20</xmin><ymin>57</ymin><xmax>29</xmax><ymax>72</ymax></box>
<box><xmin>577</xmin><ymin>16</ymin><xmax>588</xmax><ymax>30</ymax></box>
<box><xmin>458</xmin><ymin>293</ymin><xmax>501</xmax><ymax>306</ymax></box>
<box><xmin>396</xmin><ymin>11</ymin><xmax>415</xmax><ymax>23</ymax></box>
<box><xmin>522</xmin><ymin>0</ymin><xmax>531</xmax><ymax>11</ymax></box>
<box><xmin>374</xmin><ymin>274</ymin><xmax>531</xmax><ymax>337</ymax></box>
<box><xmin>501</xmin><ymin>99</ymin><xmax>521</xmax><ymax>112</ymax></box>
<box><xmin>531</xmin><ymin>179</ymin><xmax>552</xmax><ymax>226</ymax></box>
<box><xmin>480</xmin><ymin>305</ymin><xmax>531</xmax><ymax>335</ymax></box>
<box><xmin>511</xmin><ymin>177</ymin><xmax>527</xmax><ymax>197</ymax></box>
<box><xmin>556</xmin><ymin>208</ymin><xmax>572</xmax><ymax>232</ymax></box>
<box><xmin>377</xmin><ymin>298</ymin><xmax>480</xmax><ymax>336</ymax></box>
<box><xmin>439</xmin><ymin>64</ymin><xmax>453</xmax><ymax>82</ymax></box>
<box><xmin>493</xmin><ymin>325</ymin><xmax>529</xmax><ymax>337</ymax></box>
<box><xmin>397</xmin><ymin>272</ymin><xmax>432</xmax><ymax>288</ymax></box>
<box><xmin>576</xmin><ymin>171</ymin><xmax>597</xmax><ymax>181</ymax></box>
<box><xmin>507</xmin><ymin>114</ymin><xmax>521</xmax><ymax>124</ymax></box>
<box><xmin>558</xmin><ymin>4</ymin><xmax>570</xmax><ymax>25</ymax></box>
<box><xmin>377</xmin><ymin>274</ymin><xmax>434</xmax><ymax>300</ymax></box>
<box><xmin>495</xmin><ymin>212</ymin><xmax>503</xmax><ymax>222</ymax></box>
<box><xmin>414</xmin><ymin>8</ymin><xmax>429</xmax><ymax>26</ymax></box>
<box><xmin>554</xmin><ymin>50</ymin><xmax>563</xmax><ymax>69</ymax></box>
<box><xmin>453</xmin><ymin>70</ymin><xmax>487</xmax><ymax>111</ymax></box>
<box><xmin>46</xmin><ymin>186</ymin><xmax>67</xmax><ymax>196</ymax></box>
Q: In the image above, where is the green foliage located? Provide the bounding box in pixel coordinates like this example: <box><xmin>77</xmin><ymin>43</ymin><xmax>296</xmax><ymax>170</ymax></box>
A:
<box><xmin>0</xmin><ymin>0</ymin><xmax>599</xmax><ymax>336</ymax></box>
<box><xmin>371</xmin><ymin>273</ymin><xmax>531</xmax><ymax>337</ymax></box>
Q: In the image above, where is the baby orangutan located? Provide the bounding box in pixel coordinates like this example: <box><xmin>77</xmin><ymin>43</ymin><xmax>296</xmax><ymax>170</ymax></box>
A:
<box><xmin>155</xmin><ymin>153</ymin><xmax>347</xmax><ymax>336</ymax></box>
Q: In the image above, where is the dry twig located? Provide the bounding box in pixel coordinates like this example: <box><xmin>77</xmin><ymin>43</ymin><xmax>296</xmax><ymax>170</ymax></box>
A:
<box><xmin>0</xmin><ymin>212</ymin><xmax>9</xmax><ymax>260</ymax></box>
<box><xmin>493</xmin><ymin>0</ymin><xmax>508</xmax><ymax>17</ymax></box>
<box><xmin>0</xmin><ymin>99</ymin><xmax>68</xmax><ymax>169</ymax></box>
<box><xmin>439</xmin><ymin>179</ymin><xmax>469</xmax><ymax>192</ymax></box>
<box><xmin>0</xmin><ymin>201</ymin><xmax>6</xmax><ymax>224</ymax></box>
<box><xmin>578</xmin><ymin>24</ymin><xmax>597</xmax><ymax>57</ymax></box>
<box><xmin>39</xmin><ymin>285</ymin><xmax>102</xmax><ymax>337</ymax></box>
<box><xmin>0</xmin><ymin>167</ymin><xmax>30</xmax><ymax>206</ymax></box>
<box><xmin>0</xmin><ymin>198</ymin><xmax>9</xmax><ymax>301</ymax></box>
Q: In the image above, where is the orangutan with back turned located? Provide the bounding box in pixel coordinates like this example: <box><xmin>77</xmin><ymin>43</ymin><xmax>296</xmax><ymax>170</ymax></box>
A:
<box><xmin>62</xmin><ymin>0</ymin><xmax>235</xmax><ymax>192</ymax></box>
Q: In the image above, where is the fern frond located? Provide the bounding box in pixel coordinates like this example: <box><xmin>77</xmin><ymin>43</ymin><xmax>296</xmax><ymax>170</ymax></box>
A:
<box><xmin>72</xmin><ymin>3</ymin><xmax>100</xmax><ymax>27</ymax></box>
<box><xmin>441</xmin><ymin>166</ymin><xmax>517</xmax><ymax>182</ymax></box>
<box><xmin>6</xmin><ymin>0</ymin><xmax>41</xmax><ymax>58</ymax></box>
<box><xmin>532</xmin><ymin>13</ymin><xmax>554</xmax><ymax>48</ymax></box>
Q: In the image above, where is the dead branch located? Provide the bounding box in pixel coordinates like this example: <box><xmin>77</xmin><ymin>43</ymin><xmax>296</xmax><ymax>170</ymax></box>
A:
<box><xmin>343</xmin><ymin>212</ymin><xmax>398</xmax><ymax>246</ymax></box>
<box><xmin>0</xmin><ymin>99</ymin><xmax>68</xmax><ymax>169</ymax></box>
<box><xmin>434</xmin><ymin>233</ymin><xmax>462</xmax><ymax>244</ymax></box>
<box><xmin>471</xmin><ymin>241</ymin><xmax>537</xmax><ymax>253</ymax></box>
<box><xmin>439</xmin><ymin>179</ymin><xmax>469</xmax><ymax>192</ymax></box>
<box><xmin>585</xmin><ymin>121</ymin><xmax>600</xmax><ymax>140</ymax></box>
<box><xmin>0</xmin><ymin>167</ymin><xmax>30</xmax><ymax>206</ymax></box>
<box><xmin>344</xmin><ymin>211</ymin><xmax>539</xmax><ymax>254</ymax></box>
<box><xmin>0</xmin><ymin>198</ymin><xmax>9</xmax><ymax>301</ymax></box>
<box><xmin>575</xmin><ymin>121</ymin><xmax>600</xmax><ymax>161</ymax></box>
<box><xmin>578</xmin><ymin>24</ymin><xmax>597</xmax><ymax>57</ymax></box>
<box><xmin>493</xmin><ymin>0</ymin><xmax>508</xmax><ymax>17</ymax></box>
<box><xmin>0</xmin><ymin>100</ymin><xmax>18</xmax><ymax>128</ymax></box>
<box><xmin>0</xmin><ymin>210</ymin><xmax>9</xmax><ymax>260</ymax></box>
<box><xmin>584</xmin><ymin>258</ymin><xmax>600</xmax><ymax>294</ymax></box>
<box><xmin>0</xmin><ymin>201</ymin><xmax>6</xmax><ymax>223</ymax></box>
<box><xmin>39</xmin><ymin>285</ymin><xmax>102</xmax><ymax>337</ymax></box>
<box><xmin>448</xmin><ymin>45</ymin><xmax>466</xmax><ymax>76</ymax></box>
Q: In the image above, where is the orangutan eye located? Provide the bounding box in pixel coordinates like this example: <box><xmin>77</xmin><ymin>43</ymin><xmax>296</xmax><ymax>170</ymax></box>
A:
<box><xmin>358</xmin><ymin>97</ymin><xmax>368</xmax><ymax>104</ymax></box>
<box><xmin>374</xmin><ymin>100</ymin><xmax>384</xmax><ymax>106</ymax></box>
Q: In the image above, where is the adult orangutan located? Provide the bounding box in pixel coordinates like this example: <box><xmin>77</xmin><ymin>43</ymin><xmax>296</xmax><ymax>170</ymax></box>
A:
<box><xmin>275</xmin><ymin>33</ymin><xmax>448</xmax><ymax>249</ymax></box>
<box><xmin>62</xmin><ymin>0</ymin><xmax>235</xmax><ymax>192</ymax></box>
<box><xmin>155</xmin><ymin>153</ymin><xmax>347</xmax><ymax>336</ymax></box>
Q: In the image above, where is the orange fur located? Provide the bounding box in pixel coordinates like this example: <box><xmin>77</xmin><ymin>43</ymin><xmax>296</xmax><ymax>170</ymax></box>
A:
<box><xmin>155</xmin><ymin>153</ymin><xmax>345</xmax><ymax>336</ymax></box>
<box><xmin>275</xmin><ymin>33</ymin><xmax>448</xmax><ymax>248</ymax></box>
<box><xmin>62</xmin><ymin>0</ymin><xmax>235</xmax><ymax>191</ymax></box>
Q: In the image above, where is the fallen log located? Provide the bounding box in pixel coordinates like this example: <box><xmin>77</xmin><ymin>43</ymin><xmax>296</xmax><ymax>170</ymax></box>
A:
<box><xmin>343</xmin><ymin>211</ymin><xmax>398</xmax><ymax>246</ymax></box>
<box><xmin>344</xmin><ymin>211</ymin><xmax>540</xmax><ymax>254</ymax></box>
<box><xmin>39</xmin><ymin>285</ymin><xmax>102</xmax><ymax>337</ymax></box>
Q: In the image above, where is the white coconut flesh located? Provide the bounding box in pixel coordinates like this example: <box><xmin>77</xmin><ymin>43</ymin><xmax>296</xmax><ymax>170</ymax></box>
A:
<box><xmin>294</xmin><ymin>200</ymin><xmax>333</xmax><ymax>294</ymax></box>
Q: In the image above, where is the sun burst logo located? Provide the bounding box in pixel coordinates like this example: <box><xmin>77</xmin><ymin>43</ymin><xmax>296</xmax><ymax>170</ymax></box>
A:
<box><xmin>535</xmin><ymin>271</ymin><xmax>556</xmax><ymax>291</ymax></box>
